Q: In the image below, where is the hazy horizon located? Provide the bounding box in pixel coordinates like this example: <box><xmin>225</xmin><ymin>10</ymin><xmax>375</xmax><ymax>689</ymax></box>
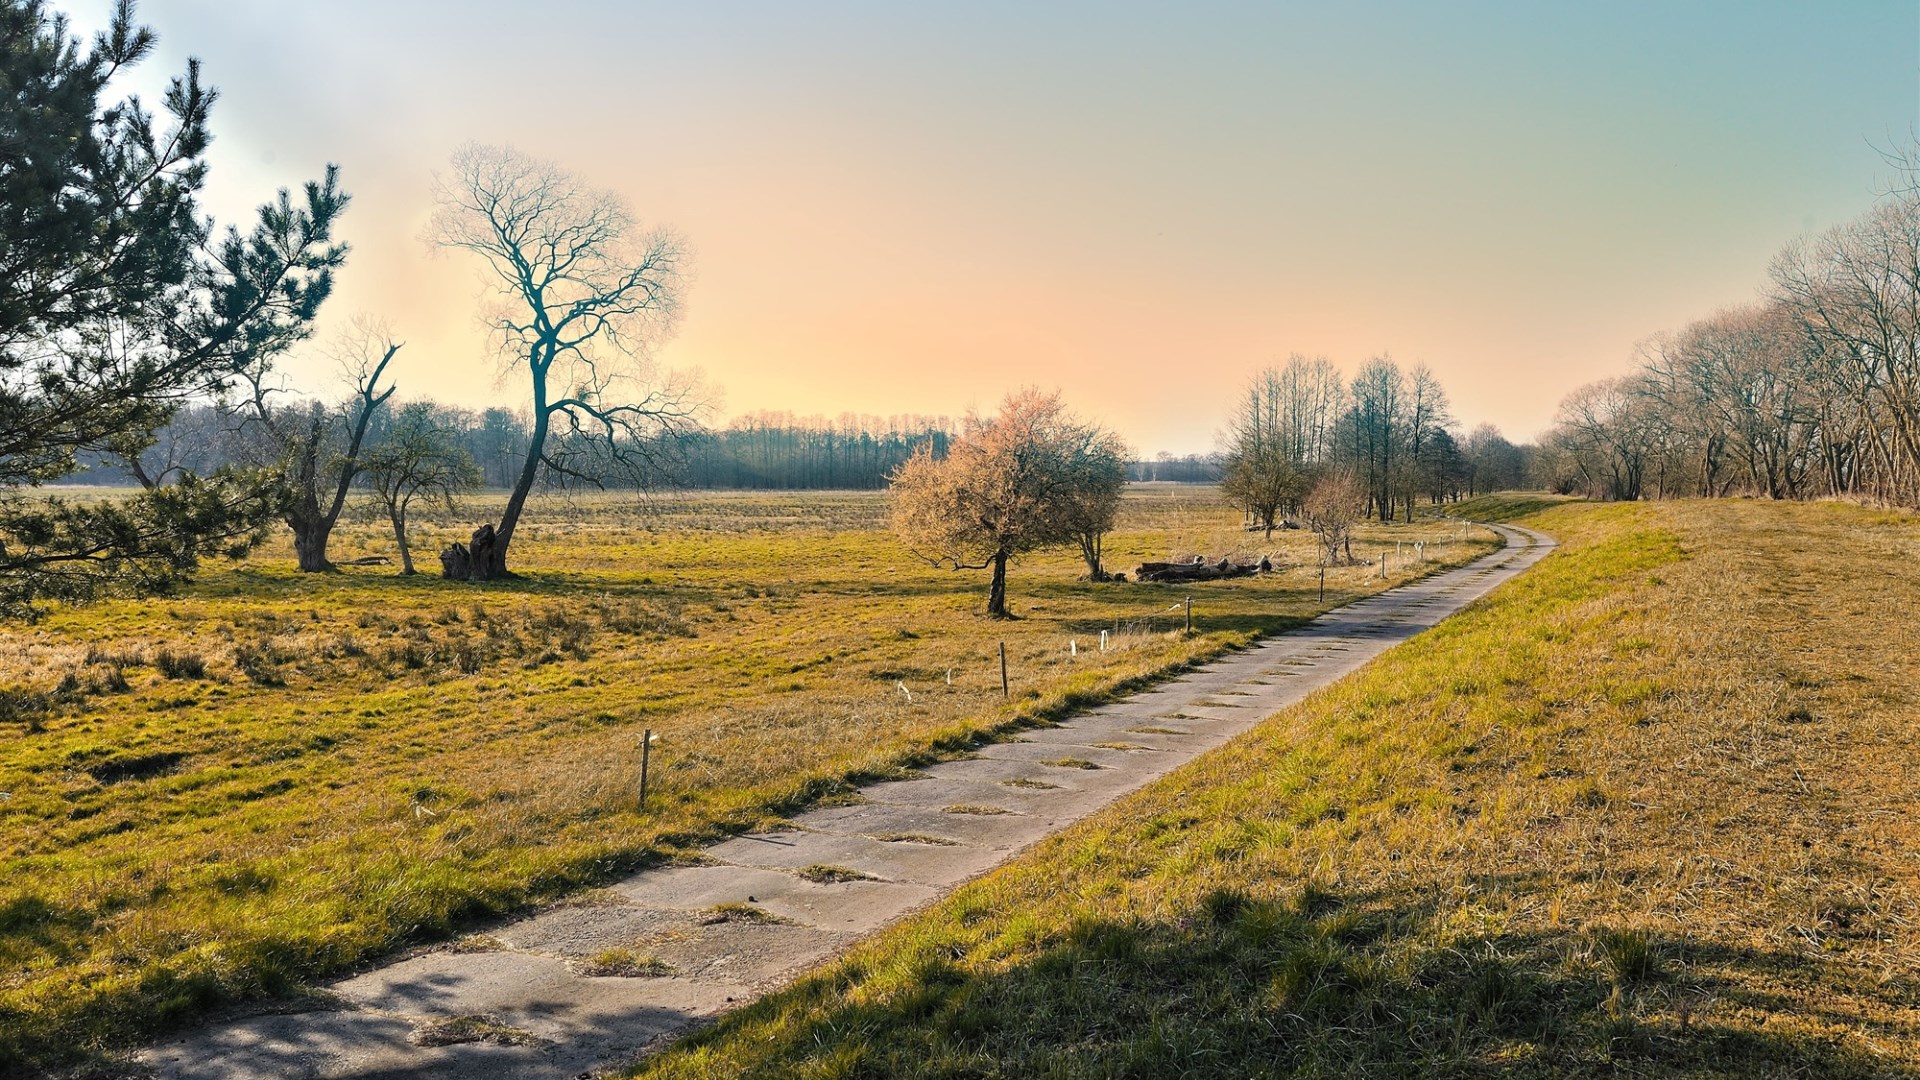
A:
<box><xmin>62</xmin><ymin>1</ymin><xmax>1920</xmax><ymax>454</ymax></box>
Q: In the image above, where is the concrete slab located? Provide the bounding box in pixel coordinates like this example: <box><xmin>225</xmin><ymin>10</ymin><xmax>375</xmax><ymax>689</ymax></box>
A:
<box><xmin>785</xmin><ymin>801</ymin><xmax>1059</xmax><ymax>849</ymax></box>
<box><xmin>639</xmin><ymin>920</ymin><xmax>852</xmax><ymax>985</ymax></box>
<box><xmin>858</xmin><ymin>775</ymin><xmax>1123</xmax><ymax>821</ymax></box>
<box><xmin>335</xmin><ymin>951</ymin><xmax>741</xmax><ymax>1034</ymax></box>
<box><xmin>611</xmin><ymin>862</ymin><xmax>940</xmax><ymax>935</ymax></box>
<box><xmin>1002</xmin><ymin>726</ymin><xmax>1216</xmax><ymax>753</ymax></box>
<box><xmin>972</xmin><ymin>741</ymin><xmax>1155</xmax><ymax>767</ymax></box>
<box><xmin>494</xmin><ymin>902</ymin><xmax>683</xmax><ymax>958</ymax></box>
<box><xmin>917</xmin><ymin>756</ymin><xmax>1144</xmax><ymax>793</ymax></box>
<box><xmin>705</xmin><ymin>829</ymin><xmax>1006</xmax><ymax>886</ymax></box>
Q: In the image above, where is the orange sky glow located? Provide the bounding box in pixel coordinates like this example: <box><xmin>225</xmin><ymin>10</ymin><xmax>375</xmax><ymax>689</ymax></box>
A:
<box><xmin>65</xmin><ymin>1</ymin><xmax>1920</xmax><ymax>454</ymax></box>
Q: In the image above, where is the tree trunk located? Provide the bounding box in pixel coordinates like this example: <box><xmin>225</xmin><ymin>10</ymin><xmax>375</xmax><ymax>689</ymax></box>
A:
<box><xmin>482</xmin><ymin>400</ymin><xmax>551</xmax><ymax>579</ymax></box>
<box><xmin>986</xmin><ymin>550</ymin><xmax>1009</xmax><ymax>618</ymax></box>
<box><xmin>390</xmin><ymin>507</ymin><xmax>415</xmax><ymax>576</ymax></box>
<box><xmin>1079</xmin><ymin>530</ymin><xmax>1108</xmax><ymax>581</ymax></box>
<box><xmin>292</xmin><ymin>522</ymin><xmax>332</xmax><ymax>573</ymax></box>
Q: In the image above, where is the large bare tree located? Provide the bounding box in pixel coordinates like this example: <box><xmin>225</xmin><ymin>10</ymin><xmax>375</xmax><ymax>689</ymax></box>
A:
<box><xmin>428</xmin><ymin>144</ymin><xmax>695</xmax><ymax>580</ymax></box>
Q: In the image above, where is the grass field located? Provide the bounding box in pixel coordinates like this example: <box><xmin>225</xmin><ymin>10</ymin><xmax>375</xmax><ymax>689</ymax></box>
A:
<box><xmin>0</xmin><ymin>485</ymin><xmax>1492</xmax><ymax>1074</ymax></box>
<box><xmin>632</xmin><ymin>497</ymin><xmax>1920</xmax><ymax>1078</ymax></box>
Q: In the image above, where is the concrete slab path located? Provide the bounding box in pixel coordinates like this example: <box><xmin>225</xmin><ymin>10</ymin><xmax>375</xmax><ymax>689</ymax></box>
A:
<box><xmin>140</xmin><ymin>524</ymin><xmax>1555</xmax><ymax>1079</ymax></box>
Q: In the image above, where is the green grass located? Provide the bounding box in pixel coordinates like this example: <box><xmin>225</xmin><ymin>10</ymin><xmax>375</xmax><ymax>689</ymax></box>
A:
<box><xmin>0</xmin><ymin>486</ymin><xmax>1495</xmax><ymax>1073</ymax></box>
<box><xmin>631</xmin><ymin>498</ymin><xmax>1920</xmax><ymax>1078</ymax></box>
<box><xmin>581</xmin><ymin>947</ymin><xmax>676</xmax><ymax>978</ymax></box>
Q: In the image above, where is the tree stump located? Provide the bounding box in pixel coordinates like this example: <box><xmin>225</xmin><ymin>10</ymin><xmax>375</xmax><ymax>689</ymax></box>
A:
<box><xmin>440</xmin><ymin>524</ymin><xmax>501</xmax><ymax>581</ymax></box>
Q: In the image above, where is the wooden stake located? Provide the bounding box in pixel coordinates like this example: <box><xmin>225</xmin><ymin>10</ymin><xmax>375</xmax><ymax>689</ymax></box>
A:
<box><xmin>1184</xmin><ymin>596</ymin><xmax>1192</xmax><ymax>633</ymax></box>
<box><xmin>639</xmin><ymin>728</ymin><xmax>653</xmax><ymax>809</ymax></box>
<box><xmin>999</xmin><ymin>642</ymin><xmax>1009</xmax><ymax>698</ymax></box>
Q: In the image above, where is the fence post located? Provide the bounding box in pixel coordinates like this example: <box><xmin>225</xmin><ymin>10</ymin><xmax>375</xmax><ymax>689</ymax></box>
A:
<box><xmin>1184</xmin><ymin>596</ymin><xmax>1192</xmax><ymax>634</ymax></box>
<box><xmin>639</xmin><ymin>728</ymin><xmax>653</xmax><ymax>809</ymax></box>
<box><xmin>1319</xmin><ymin>563</ymin><xmax>1326</xmax><ymax>602</ymax></box>
<box><xmin>999</xmin><ymin>642</ymin><xmax>1009</xmax><ymax>698</ymax></box>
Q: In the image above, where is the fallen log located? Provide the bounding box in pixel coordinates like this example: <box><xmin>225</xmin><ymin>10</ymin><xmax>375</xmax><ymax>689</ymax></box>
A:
<box><xmin>1133</xmin><ymin>555</ymin><xmax>1272</xmax><ymax>582</ymax></box>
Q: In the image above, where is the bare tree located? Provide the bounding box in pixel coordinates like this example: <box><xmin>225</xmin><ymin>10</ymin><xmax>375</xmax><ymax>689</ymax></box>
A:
<box><xmin>364</xmin><ymin>402</ymin><xmax>481</xmax><ymax>575</ymax></box>
<box><xmin>1060</xmin><ymin>424</ymin><xmax>1131</xmax><ymax>581</ymax></box>
<box><xmin>428</xmin><ymin>144</ymin><xmax>696</xmax><ymax>580</ymax></box>
<box><xmin>1773</xmin><ymin>195</ymin><xmax>1920</xmax><ymax>505</ymax></box>
<box><xmin>891</xmin><ymin>389</ymin><xmax>1122</xmax><ymax>617</ymax></box>
<box><xmin>1220</xmin><ymin>356</ymin><xmax>1344</xmax><ymax>535</ymax></box>
<box><xmin>224</xmin><ymin>321</ymin><xmax>398</xmax><ymax>571</ymax></box>
<box><xmin>1546</xmin><ymin>376</ymin><xmax>1663</xmax><ymax>501</ymax></box>
<box><xmin>1220</xmin><ymin>366</ymin><xmax>1305</xmax><ymax>537</ymax></box>
<box><xmin>1462</xmin><ymin>424</ymin><xmax>1522</xmax><ymax>495</ymax></box>
<box><xmin>1400</xmin><ymin>363</ymin><xmax>1453</xmax><ymax>521</ymax></box>
<box><xmin>1346</xmin><ymin>356</ymin><xmax>1407</xmax><ymax>520</ymax></box>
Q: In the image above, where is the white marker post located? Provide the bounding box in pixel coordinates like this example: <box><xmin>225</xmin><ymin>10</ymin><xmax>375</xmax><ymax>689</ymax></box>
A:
<box><xmin>639</xmin><ymin>729</ymin><xmax>658</xmax><ymax>810</ymax></box>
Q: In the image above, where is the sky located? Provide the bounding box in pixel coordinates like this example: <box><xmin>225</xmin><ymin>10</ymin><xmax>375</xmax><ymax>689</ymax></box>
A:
<box><xmin>61</xmin><ymin>1</ymin><xmax>1920</xmax><ymax>454</ymax></box>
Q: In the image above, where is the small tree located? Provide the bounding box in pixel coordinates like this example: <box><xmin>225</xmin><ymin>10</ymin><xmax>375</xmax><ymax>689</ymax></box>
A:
<box><xmin>365</xmin><ymin>403</ymin><xmax>481</xmax><ymax>574</ymax></box>
<box><xmin>225</xmin><ymin>324</ymin><xmax>398</xmax><ymax>571</ymax></box>
<box><xmin>891</xmin><ymin>389</ymin><xmax>1123</xmax><ymax>616</ymax></box>
<box><xmin>1062</xmin><ymin>428</ymin><xmax>1130</xmax><ymax>581</ymax></box>
<box><xmin>1221</xmin><ymin>444</ymin><xmax>1304</xmax><ymax>537</ymax></box>
<box><xmin>1301</xmin><ymin>470</ymin><xmax>1366</xmax><ymax>567</ymax></box>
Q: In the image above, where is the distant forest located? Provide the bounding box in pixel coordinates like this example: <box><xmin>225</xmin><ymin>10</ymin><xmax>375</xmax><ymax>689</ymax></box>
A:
<box><xmin>67</xmin><ymin>407</ymin><xmax>960</xmax><ymax>492</ymax></box>
<box><xmin>64</xmin><ymin>399</ymin><xmax>1536</xmax><ymax>494</ymax></box>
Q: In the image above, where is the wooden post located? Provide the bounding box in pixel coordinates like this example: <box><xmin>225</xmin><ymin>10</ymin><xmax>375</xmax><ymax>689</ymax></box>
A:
<box><xmin>1184</xmin><ymin>596</ymin><xmax>1192</xmax><ymax>633</ymax></box>
<box><xmin>639</xmin><ymin>728</ymin><xmax>653</xmax><ymax>809</ymax></box>
<box><xmin>999</xmin><ymin>642</ymin><xmax>1009</xmax><ymax>698</ymax></box>
<box><xmin>1319</xmin><ymin>563</ymin><xmax>1326</xmax><ymax>602</ymax></box>
<box><xmin>1380</xmin><ymin>553</ymin><xmax>1387</xmax><ymax>578</ymax></box>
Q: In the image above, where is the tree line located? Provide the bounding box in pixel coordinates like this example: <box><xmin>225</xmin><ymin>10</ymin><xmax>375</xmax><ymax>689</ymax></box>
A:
<box><xmin>1538</xmin><ymin>156</ymin><xmax>1920</xmax><ymax>507</ymax></box>
<box><xmin>73</xmin><ymin>404</ymin><xmax>961</xmax><ymax>494</ymax></box>
<box><xmin>1215</xmin><ymin>354</ymin><xmax>1532</xmax><ymax>534</ymax></box>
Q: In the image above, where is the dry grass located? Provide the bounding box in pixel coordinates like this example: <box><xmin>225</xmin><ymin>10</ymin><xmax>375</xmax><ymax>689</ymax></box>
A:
<box><xmin>632</xmin><ymin>497</ymin><xmax>1920</xmax><ymax>1078</ymax></box>
<box><xmin>0</xmin><ymin>486</ymin><xmax>1489</xmax><ymax>1073</ymax></box>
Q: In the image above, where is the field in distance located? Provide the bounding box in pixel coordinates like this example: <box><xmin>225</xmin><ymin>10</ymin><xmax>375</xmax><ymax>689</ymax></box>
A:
<box><xmin>0</xmin><ymin>485</ymin><xmax>1494</xmax><ymax>1071</ymax></box>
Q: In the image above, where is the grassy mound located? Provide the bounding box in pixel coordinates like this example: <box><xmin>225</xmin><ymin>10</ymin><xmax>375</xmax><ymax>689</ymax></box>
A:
<box><xmin>635</xmin><ymin>499</ymin><xmax>1920</xmax><ymax>1078</ymax></box>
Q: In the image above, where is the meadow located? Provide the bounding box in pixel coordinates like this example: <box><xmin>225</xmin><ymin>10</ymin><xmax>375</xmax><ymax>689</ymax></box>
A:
<box><xmin>634</xmin><ymin>496</ymin><xmax>1920</xmax><ymax>1078</ymax></box>
<box><xmin>0</xmin><ymin>485</ymin><xmax>1492</xmax><ymax>1072</ymax></box>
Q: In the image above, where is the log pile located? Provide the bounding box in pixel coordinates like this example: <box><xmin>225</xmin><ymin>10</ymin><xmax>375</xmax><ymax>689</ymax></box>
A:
<box><xmin>1133</xmin><ymin>554</ymin><xmax>1273</xmax><ymax>583</ymax></box>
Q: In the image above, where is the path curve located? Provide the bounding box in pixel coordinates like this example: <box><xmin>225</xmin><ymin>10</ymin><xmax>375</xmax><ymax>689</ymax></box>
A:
<box><xmin>141</xmin><ymin>523</ymin><xmax>1556</xmax><ymax>1079</ymax></box>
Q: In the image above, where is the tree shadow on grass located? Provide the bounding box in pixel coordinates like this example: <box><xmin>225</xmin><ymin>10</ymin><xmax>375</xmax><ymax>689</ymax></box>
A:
<box><xmin>647</xmin><ymin>878</ymin><xmax>1905</xmax><ymax>1079</ymax></box>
